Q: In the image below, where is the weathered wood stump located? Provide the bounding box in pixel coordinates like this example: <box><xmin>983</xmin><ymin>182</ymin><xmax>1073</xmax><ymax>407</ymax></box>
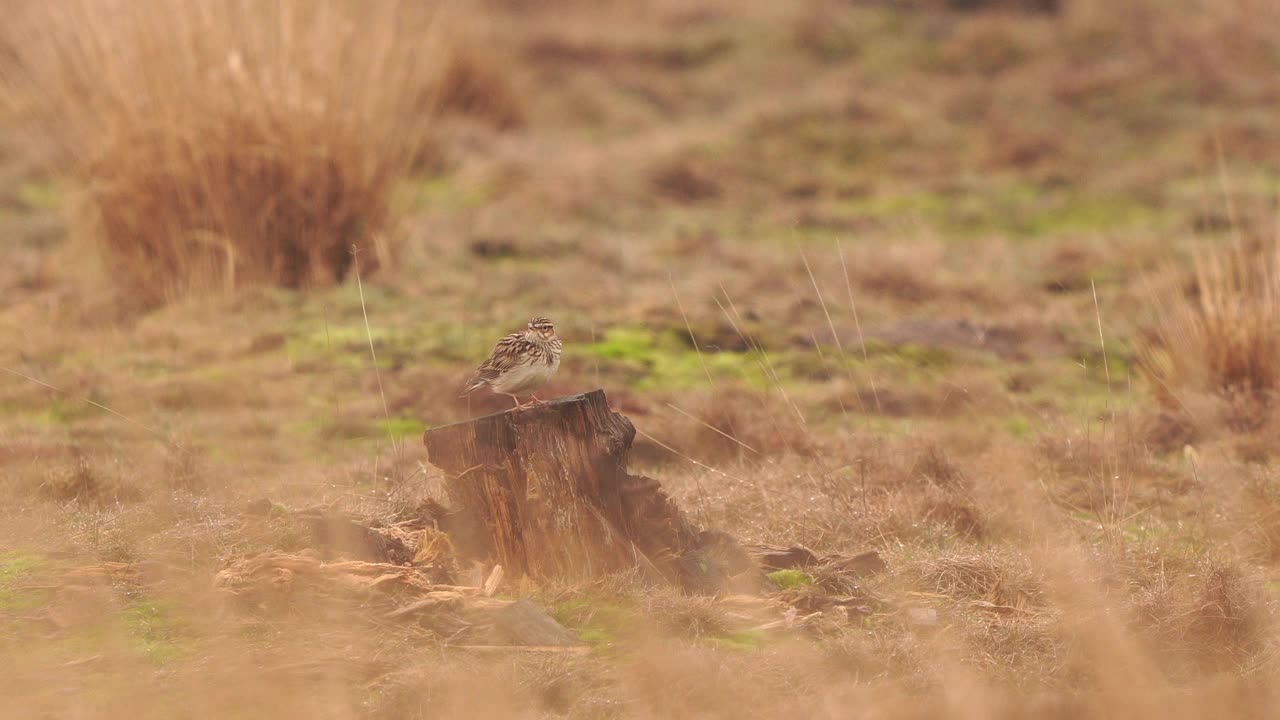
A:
<box><xmin>424</xmin><ymin>390</ymin><xmax>739</xmax><ymax>587</ymax></box>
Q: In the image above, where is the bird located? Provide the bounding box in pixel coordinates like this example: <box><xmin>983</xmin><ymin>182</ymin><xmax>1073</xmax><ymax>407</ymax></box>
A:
<box><xmin>461</xmin><ymin>316</ymin><xmax>562</xmax><ymax>409</ymax></box>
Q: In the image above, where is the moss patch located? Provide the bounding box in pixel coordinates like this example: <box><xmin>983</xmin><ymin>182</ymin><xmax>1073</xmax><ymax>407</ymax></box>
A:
<box><xmin>286</xmin><ymin>322</ymin><xmax>474</xmax><ymax>370</ymax></box>
<box><xmin>767</xmin><ymin>569</ymin><xmax>814</xmax><ymax>590</ymax></box>
<box><xmin>550</xmin><ymin>598</ymin><xmax>634</xmax><ymax>651</ymax></box>
<box><xmin>0</xmin><ymin>551</ymin><xmax>51</xmax><ymax>613</ymax></box>
<box><xmin>17</xmin><ymin>179</ymin><xmax>60</xmax><ymax>210</ymax></box>
<box><xmin>841</xmin><ymin>184</ymin><xmax>1157</xmax><ymax>239</ymax></box>
<box><xmin>124</xmin><ymin>599</ymin><xmax>193</xmax><ymax>666</ymax></box>
<box><xmin>583</xmin><ymin>327</ymin><xmax>772</xmax><ymax>389</ymax></box>
<box><xmin>373</xmin><ymin>417</ymin><xmax>428</xmax><ymax>439</ymax></box>
<box><xmin>705</xmin><ymin>629</ymin><xmax>764</xmax><ymax>652</ymax></box>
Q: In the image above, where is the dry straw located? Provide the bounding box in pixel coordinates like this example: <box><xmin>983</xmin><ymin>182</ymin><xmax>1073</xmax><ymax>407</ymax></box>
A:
<box><xmin>1140</xmin><ymin>240</ymin><xmax>1280</xmax><ymax>409</ymax></box>
<box><xmin>2</xmin><ymin>0</ymin><xmax>464</xmax><ymax>305</ymax></box>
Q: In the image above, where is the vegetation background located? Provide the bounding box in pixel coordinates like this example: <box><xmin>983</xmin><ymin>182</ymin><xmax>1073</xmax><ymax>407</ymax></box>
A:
<box><xmin>3</xmin><ymin>0</ymin><xmax>1280</xmax><ymax>717</ymax></box>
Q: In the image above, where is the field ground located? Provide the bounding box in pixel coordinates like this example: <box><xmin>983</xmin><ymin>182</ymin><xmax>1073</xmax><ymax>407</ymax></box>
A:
<box><xmin>4</xmin><ymin>1</ymin><xmax>1280</xmax><ymax>717</ymax></box>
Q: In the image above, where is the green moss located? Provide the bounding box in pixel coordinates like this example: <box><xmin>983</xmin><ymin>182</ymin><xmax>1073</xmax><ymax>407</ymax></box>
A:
<box><xmin>577</xmin><ymin>627</ymin><xmax>615</xmax><ymax>647</ymax></box>
<box><xmin>393</xmin><ymin>176</ymin><xmax>494</xmax><ymax>213</ymax></box>
<box><xmin>1022</xmin><ymin>357</ymin><xmax>1137</xmax><ymax>417</ymax></box>
<box><xmin>124</xmin><ymin>600</ymin><xmax>192</xmax><ymax>666</ymax></box>
<box><xmin>840</xmin><ymin>183</ymin><xmax>1156</xmax><ymax>239</ymax></box>
<box><xmin>373</xmin><ymin>417</ymin><xmax>428</xmax><ymax>438</ymax></box>
<box><xmin>550</xmin><ymin>598</ymin><xmax>634</xmax><ymax>651</ymax></box>
<box><xmin>1005</xmin><ymin>415</ymin><xmax>1032</xmax><ymax>438</ymax></box>
<box><xmin>1022</xmin><ymin>194</ymin><xmax>1157</xmax><ymax>237</ymax></box>
<box><xmin>0</xmin><ymin>551</ymin><xmax>51</xmax><ymax>613</ymax></box>
<box><xmin>315</xmin><ymin>416</ymin><xmax>375</xmax><ymax>441</ymax></box>
<box><xmin>583</xmin><ymin>327</ymin><xmax>772</xmax><ymax>389</ymax></box>
<box><xmin>287</xmin><ymin>321</ymin><xmax>474</xmax><ymax>370</ymax></box>
<box><xmin>17</xmin><ymin>180</ymin><xmax>60</xmax><ymax>210</ymax></box>
<box><xmin>767</xmin><ymin>569</ymin><xmax>814</xmax><ymax>590</ymax></box>
<box><xmin>894</xmin><ymin>343</ymin><xmax>953</xmax><ymax>371</ymax></box>
<box><xmin>0</xmin><ymin>552</ymin><xmax>42</xmax><ymax>583</ymax></box>
<box><xmin>298</xmin><ymin>414</ymin><xmax>427</xmax><ymax>444</ymax></box>
<box><xmin>705</xmin><ymin>629</ymin><xmax>763</xmax><ymax>652</ymax></box>
<box><xmin>587</xmin><ymin>327</ymin><xmax>654</xmax><ymax>361</ymax></box>
<box><xmin>36</xmin><ymin>396</ymin><xmax>99</xmax><ymax>426</ymax></box>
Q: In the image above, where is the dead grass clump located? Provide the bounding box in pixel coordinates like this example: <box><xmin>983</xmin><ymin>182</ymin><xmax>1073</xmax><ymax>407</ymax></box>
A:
<box><xmin>1185</xmin><ymin>561</ymin><xmax>1268</xmax><ymax>665</ymax></box>
<box><xmin>912</xmin><ymin>551</ymin><xmax>1044</xmax><ymax>609</ymax></box>
<box><xmin>162</xmin><ymin>445</ymin><xmax>205</xmax><ymax>493</ymax></box>
<box><xmin>919</xmin><ymin>488</ymin><xmax>986</xmax><ymax>540</ymax></box>
<box><xmin>650</xmin><ymin>158</ymin><xmax>723</xmax><ymax>204</ymax></box>
<box><xmin>936</xmin><ymin>14</ymin><xmax>1032</xmax><ymax>76</ymax></box>
<box><xmin>1039</xmin><ymin>239</ymin><xmax>1105</xmax><ymax>294</ymax></box>
<box><xmin>39</xmin><ymin>456</ymin><xmax>141</xmax><ymax>505</ymax></box>
<box><xmin>1127</xmin><ymin>551</ymin><xmax>1270</xmax><ymax>674</ymax></box>
<box><xmin>1139</xmin><ymin>241</ymin><xmax>1280</xmax><ymax>424</ymax></box>
<box><xmin>639</xmin><ymin>591</ymin><xmax>730</xmax><ymax>639</ymax></box>
<box><xmin>433</xmin><ymin>47</ymin><xmax>526</xmax><ymax>131</ymax></box>
<box><xmin>1</xmin><ymin>0</ymin><xmax>462</xmax><ymax>305</ymax></box>
<box><xmin>857</xmin><ymin>262</ymin><xmax>940</xmax><ymax>306</ymax></box>
<box><xmin>911</xmin><ymin>442</ymin><xmax>969</xmax><ymax>489</ymax></box>
<box><xmin>1070</xmin><ymin>0</ymin><xmax>1280</xmax><ymax>103</ymax></box>
<box><xmin>792</xmin><ymin>4</ymin><xmax>861</xmax><ymax>63</ymax></box>
<box><xmin>960</xmin><ymin>613</ymin><xmax>1067</xmax><ymax>686</ymax></box>
<box><xmin>1138</xmin><ymin>408</ymin><xmax>1199</xmax><ymax>455</ymax></box>
<box><xmin>1236</xmin><ymin>470</ymin><xmax>1280</xmax><ymax>562</ymax></box>
<box><xmin>1034</xmin><ymin>418</ymin><xmax>1161</xmax><ymax>488</ymax></box>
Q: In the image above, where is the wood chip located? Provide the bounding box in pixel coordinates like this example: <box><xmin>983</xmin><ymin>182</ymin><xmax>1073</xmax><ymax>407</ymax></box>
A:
<box><xmin>384</xmin><ymin>591</ymin><xmax>466</xmax><ymax>619</ymax></box>
<box><xmin>482</xmin><ymin>565</ymin><xmax>504</xmax><ymax>597</ymax></box>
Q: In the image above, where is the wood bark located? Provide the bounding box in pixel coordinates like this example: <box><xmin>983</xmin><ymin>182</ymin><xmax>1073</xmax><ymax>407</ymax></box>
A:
<box><xmin>424</xmin><ymin>390</ymin><xmax>708</xmax><ymax>583</ymax></box>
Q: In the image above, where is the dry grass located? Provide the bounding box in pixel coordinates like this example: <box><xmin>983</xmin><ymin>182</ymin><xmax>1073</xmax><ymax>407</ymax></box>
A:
<box><xmin>5</xmin><ymin>0</ymin><xmax>1280</xmax><ymax>718</ymax></box>
<box><xmin>1067</xmin><ymin>0</ymin><xmax>1280</xmax><ymax>103</ymax></box>
<box><xmin>1139</xmin><ymin>240</ymin><xmax>1280</xmax><ymax>426</ymax></box>
<box><xmin>0</xmin><ymin>0</ymin><xmax>505</xmax><ymax>305</ymax></box>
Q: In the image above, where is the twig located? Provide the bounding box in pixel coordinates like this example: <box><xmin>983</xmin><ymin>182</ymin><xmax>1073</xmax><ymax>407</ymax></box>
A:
<box><xmin>665</xmin><ymin>402</ymin><xmax>759</xmax><ymax>455</ymax></box>
<box><xmin>352</xmin><ymin>244</ymin><xmax>397</xmax><ymax>457</ymax></box>
<box><xmin>837</xmin><ymin>239</ymin><xmax>881</xmax><ymax>413</ymax></box>
<box><xmin>633</xmin><ymin>426</ymin><xmax>745</xmax><ymax>483</ymax></box>
<box><xmin>0</xmin><ymin>366</ymin><xmax>170</xmax><ymax>445</ymax></box>
<box><xmin>669</xmin><ymin>270</ymin><xmax>715</xmax><ymax>388</ymax></box>
<box><xmin>801</xmin><ymin>249</ymin><xmax>863</xmax><ymax>417</ymax></box>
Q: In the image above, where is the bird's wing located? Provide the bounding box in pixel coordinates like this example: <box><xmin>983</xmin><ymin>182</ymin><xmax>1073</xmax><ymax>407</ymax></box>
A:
<box><xmin>462</xmin><ymin>333</ymin><xmax>530</xmax><ymax>391</ymax></box>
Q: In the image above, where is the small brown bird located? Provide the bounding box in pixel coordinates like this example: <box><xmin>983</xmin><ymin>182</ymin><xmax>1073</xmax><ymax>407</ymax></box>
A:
<box><xmin>461</xmin><ymin>317</ymin><xmax>562</xmax><ymax>409</ymax></box>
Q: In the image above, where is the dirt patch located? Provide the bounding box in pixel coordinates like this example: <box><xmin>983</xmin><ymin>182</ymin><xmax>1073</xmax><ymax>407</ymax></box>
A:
<box><xmin>650</xmin><ymin>159</ymin><xmax>723</xmax><ymax>203</ymax></box>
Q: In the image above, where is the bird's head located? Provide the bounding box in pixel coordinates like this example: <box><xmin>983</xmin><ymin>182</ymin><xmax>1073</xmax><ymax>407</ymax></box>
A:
<box><xmin>528</xmin><ymin>316</ymin><xmax>556</xmax><ymax>340</ymax></box>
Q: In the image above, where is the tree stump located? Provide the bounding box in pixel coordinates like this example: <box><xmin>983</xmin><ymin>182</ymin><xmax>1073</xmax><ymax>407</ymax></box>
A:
<box><xmin>424</xmin><ymin>390</ymin><xmax>733</xmax><ymax>586</ymax></box>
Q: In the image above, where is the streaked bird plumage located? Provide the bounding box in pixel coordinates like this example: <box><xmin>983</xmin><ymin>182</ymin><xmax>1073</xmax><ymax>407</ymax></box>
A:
<box><xmin>462</xmin><ymin>316</ymin><xmax>562</xmax><ymax>408</ymax></box>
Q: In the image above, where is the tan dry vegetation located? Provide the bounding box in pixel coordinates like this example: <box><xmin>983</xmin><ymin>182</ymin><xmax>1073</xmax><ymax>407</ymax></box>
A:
<box><xmin>1</xmin><ymin>0</ymin><xmax>517</xmax><ymax>306</ymax></box>
<box><xmin>3</xmin><ymin>0</ymin><xmax>1280</xmax><ymax>718</ymax></box>
<box><xmin>1138</xmin><ymin>239</ymin><xmax>1280</xmax><ymax>459</ymax></box>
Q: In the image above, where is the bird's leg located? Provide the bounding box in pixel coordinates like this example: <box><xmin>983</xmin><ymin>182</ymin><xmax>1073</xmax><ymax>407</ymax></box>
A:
<box><xmin>505</xmin><ymin>393</ymin><xmax>524</xmax><ymax>410</ymax></box>
<box><xmin>530</xmin><ymin>393</ymin><xmax>543</xmax><ymax>404</ymax></box>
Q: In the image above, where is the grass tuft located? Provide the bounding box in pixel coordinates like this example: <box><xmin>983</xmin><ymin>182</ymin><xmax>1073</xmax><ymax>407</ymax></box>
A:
<box><xmin>1140</xmin><ymin>241</ymin><xmax>1280</xmax><ymax>425</ymax></box>
<box><xmin>1</xmin><ymin>0</ymin><xmax>513</xmax><ymax>305</ymax></box>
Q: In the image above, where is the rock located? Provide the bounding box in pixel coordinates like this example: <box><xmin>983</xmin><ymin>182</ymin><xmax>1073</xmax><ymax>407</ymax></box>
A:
<box><xmin>742</xmin><ymin>543</ymin><xmax>819</xmax><ymax>571</ymax></box>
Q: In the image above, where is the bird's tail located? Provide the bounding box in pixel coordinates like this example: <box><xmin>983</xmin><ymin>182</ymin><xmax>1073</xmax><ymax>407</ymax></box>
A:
<box><xmin>458</xmin><ymin>377</ymin><xmax>487</xmax><ymax>397</ymax></box>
